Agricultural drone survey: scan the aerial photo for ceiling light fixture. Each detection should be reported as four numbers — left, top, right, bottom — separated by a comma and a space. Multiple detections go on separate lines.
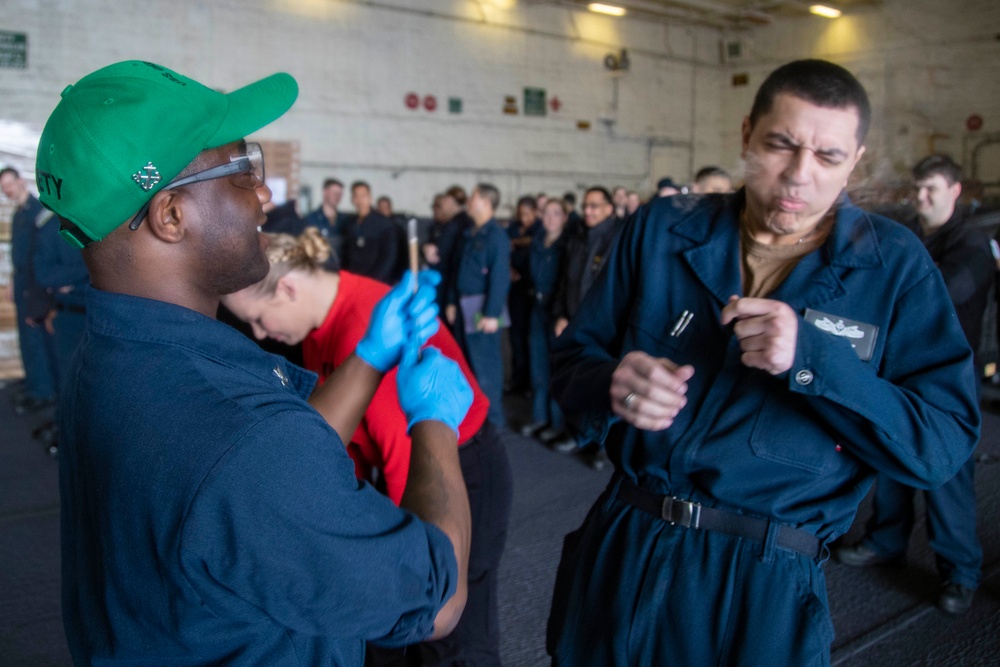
809, 4, 842, 18
588, 3, 627, 17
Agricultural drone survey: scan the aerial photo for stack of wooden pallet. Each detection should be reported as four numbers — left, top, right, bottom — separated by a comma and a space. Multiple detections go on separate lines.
0, 200, 23, 381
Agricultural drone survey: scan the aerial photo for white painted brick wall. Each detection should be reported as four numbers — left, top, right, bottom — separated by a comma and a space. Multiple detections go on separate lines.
1, 0, 728, 215
718, 0, 1000, 192
3, 0, 996, 214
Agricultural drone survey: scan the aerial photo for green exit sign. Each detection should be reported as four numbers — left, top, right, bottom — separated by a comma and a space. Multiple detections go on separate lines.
524, 87, 546, 117
0, 32, 27, 69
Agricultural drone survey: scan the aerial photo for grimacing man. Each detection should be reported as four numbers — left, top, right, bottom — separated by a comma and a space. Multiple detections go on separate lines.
547, 60, 979, 666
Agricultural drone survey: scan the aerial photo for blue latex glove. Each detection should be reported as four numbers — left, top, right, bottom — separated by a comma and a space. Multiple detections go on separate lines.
356, 270, 441, 372
397, 345, 473, 437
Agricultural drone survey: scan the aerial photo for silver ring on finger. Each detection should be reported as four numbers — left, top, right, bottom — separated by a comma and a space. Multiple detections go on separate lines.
623, 391, 638, 411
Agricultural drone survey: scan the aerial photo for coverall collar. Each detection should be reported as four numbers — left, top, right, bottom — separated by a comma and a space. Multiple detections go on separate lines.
676, 188, 884, 310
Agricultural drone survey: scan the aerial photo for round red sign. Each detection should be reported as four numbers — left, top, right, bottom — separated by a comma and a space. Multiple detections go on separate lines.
423, 95, 437, 112
967, 114, 984, 131
405, 93, 419, 110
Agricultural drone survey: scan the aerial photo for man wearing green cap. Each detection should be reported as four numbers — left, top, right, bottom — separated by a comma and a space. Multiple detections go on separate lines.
38, 61, 473, 665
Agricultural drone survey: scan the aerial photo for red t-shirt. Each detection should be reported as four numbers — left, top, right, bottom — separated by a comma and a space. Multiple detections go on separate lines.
303, 271, 490, 505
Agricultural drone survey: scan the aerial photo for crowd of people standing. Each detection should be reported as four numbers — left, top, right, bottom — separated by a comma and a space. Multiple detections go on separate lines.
243, 168, 736, 468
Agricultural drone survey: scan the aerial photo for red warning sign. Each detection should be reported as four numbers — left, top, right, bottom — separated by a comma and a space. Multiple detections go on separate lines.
550, 96, 562, 112
405, 92, 419, 110
967, 114, 984, 132
423, 95, 437, 112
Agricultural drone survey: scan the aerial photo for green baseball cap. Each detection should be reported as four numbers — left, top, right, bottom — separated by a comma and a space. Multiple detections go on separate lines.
35, 60, 298, 248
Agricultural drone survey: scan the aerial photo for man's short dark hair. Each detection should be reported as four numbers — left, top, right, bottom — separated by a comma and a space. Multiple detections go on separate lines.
585, 186, 614, 206
350, 180, 370, 193
694, 166, 728, 182
446, 185, 467, 206
656, 177, 679, 191
517, 195, 537, 211
377, 195, 392, 205
912, 154, 962, 186
322, 178, 343, 190
0, 167, 20, 180
475, 183, 500, 210
749, 59, 871, 144
563, 191, 577, 205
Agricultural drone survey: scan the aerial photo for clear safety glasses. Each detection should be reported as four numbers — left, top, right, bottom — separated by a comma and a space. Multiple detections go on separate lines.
129, 141, 265, 231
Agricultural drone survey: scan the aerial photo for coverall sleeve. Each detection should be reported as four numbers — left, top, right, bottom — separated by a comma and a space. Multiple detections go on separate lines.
788, 267, 980, 489
482, 229, 511, 318
180, 409, 458, 646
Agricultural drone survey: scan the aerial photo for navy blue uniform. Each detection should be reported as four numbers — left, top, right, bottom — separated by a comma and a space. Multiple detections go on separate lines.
566, 210, 584, 237
33, 216, 89, 391
527, 232, 566, 429
59, 289, 459, 665
261, 200, 305, 236
862, 208, 992, 590
10, 193, 58, 401
343, 211, 405, 285
303, 206, 346, 265
449, 219, 511, 427
548, 192, 979, 666
507, 219, 541, 391
426, 213, 468, 314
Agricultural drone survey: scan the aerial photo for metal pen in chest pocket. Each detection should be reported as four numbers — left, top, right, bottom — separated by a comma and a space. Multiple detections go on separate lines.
670, 310, 694, 337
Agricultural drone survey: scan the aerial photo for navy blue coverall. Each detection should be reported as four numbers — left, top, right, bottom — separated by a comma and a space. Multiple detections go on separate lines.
449, 218, 511, 428
426, 212, 469, 315
548, 192, 979, 666
10, 194, 58, 401
507, 218, 540, 392
527, 231, 566, 430
33, 216, 90, 391
60, 289, 459, 665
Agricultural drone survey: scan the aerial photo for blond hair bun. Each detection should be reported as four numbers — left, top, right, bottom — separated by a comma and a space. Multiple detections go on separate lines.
254, 228, 335, 295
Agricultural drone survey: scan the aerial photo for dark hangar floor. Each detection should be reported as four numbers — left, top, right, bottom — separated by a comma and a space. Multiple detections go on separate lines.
2, 382, 999, 666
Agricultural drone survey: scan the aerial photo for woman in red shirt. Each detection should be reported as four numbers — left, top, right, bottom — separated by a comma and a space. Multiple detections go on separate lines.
223, 228, 512, 667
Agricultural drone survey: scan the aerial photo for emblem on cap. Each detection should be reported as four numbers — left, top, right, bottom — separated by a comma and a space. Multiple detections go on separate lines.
132, 162, 162, 191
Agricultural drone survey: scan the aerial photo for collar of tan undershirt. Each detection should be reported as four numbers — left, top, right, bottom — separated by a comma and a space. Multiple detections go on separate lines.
739, 208, 833, 299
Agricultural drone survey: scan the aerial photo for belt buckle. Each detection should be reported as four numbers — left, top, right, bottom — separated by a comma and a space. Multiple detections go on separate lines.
661, 496, 701, 529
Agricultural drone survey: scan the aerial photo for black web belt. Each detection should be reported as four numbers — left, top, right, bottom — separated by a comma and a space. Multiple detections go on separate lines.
616, 478, 821, 559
